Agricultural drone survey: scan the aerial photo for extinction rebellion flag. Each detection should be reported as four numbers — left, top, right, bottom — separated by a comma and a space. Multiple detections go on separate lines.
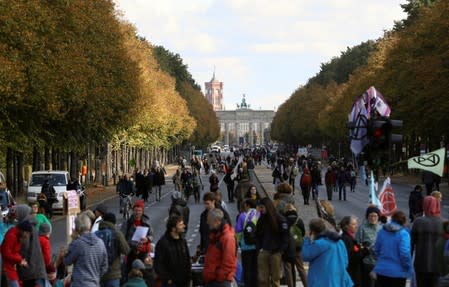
407, 148, 446, 177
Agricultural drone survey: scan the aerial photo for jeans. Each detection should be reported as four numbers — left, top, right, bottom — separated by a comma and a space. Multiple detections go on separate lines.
339, 184, 346, 200
102, 279, 120, 287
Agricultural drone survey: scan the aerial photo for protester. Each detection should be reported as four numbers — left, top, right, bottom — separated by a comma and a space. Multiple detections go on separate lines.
38, 223, 54, 282
63, 214, 108, 287
300, 168, 312, 205
356, 205, 382, 287
202, 208, 237, 287
29, 201, 51, 232
302, 218, 353, 287
117, 175, 134, 213
92, 203, 108, 232
169, 191, 190, 232
122, 260, 149, 287
235, 198, 259, 287
97, 212, 130, 287
255, 197, 289, 287
153, 166, 166, 202
121, 200, 153, 275
154, 215, 191, 287
1, 220, 32, 286
373, 210, 412, 287
411, 195, 443, 287
325, 166, 336, 201
199, 192, 232, 254
15, 204, 47, 287
408, 185, 424, 222
339, 216, 362, 287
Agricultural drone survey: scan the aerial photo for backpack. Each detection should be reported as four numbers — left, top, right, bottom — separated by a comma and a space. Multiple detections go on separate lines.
243, 210, 258, 245
289, 218, 304, 249
95, 228, 117, 266
300, 173, 312, 186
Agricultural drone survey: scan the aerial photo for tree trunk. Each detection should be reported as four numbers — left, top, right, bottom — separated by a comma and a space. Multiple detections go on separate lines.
32, 146, 40, 171
44, 147, 50, 170
6, 148, 14, 196
17, 152, 24, 195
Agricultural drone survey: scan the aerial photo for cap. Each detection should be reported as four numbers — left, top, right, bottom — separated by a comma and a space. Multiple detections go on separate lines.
133, 200, 145, 210
39, 223, 51, 235
132, 259, 146, 270
103, 212, 116, 224
95, 203, 108, 215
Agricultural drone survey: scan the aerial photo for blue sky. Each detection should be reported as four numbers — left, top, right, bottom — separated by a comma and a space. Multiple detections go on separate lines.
114, 0, 407, 111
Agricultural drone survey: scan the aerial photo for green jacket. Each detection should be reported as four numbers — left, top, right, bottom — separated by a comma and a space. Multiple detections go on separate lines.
99, 221, 131, 281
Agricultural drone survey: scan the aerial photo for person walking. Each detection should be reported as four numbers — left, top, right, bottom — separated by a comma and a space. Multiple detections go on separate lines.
255, 197, 289, 287
302, 218, 353, 287
117, 175, 134, 213
169, 192, 190, 233
300, 168, 312, 205
408, 185, 424, 222
411, 195, 443, 287
153, 166, 166, 201
202, 208, 237, 287
192, 169, 203, 204
63, 214, 108, 287
92, 203, 108, 232
372, 210, 412, 287
154, 215, 191, 287
337, 166, 348, 201
325, 166, 336, 201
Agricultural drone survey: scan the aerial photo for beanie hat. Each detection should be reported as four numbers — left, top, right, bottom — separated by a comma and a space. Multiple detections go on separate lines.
132, 259, 146, 270
133, 200, 145, 210
365, 205, 381, 219
103, 212, 116, 224
95, 203, 108, 215
17, 220, 33, 233
39, 223, 51, 235
15, 204, 32, 222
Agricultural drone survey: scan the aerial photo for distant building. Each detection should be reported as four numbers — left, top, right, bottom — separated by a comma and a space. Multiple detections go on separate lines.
205, 70, 223, 111
216, 95, 275, 146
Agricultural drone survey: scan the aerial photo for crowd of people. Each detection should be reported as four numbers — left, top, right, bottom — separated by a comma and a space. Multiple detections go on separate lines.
1, 147, 449, 287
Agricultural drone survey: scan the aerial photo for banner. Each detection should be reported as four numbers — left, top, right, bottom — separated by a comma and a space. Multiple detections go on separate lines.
378, 177, 397, 217
408, 148, 446, 177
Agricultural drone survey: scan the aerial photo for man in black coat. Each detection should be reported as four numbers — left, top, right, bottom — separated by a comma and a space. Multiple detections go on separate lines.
154, 215, 191, 287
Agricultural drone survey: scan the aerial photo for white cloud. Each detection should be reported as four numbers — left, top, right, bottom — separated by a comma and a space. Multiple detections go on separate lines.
113, 0, 407, 109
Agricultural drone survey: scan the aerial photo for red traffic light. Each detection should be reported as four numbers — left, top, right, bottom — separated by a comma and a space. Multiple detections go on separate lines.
374, 127, 384, 138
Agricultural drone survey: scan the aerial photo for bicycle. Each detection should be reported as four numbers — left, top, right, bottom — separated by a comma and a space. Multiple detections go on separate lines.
122, 194, 134, 221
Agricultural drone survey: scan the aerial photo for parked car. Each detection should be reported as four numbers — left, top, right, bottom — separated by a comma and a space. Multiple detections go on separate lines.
27, 170, 70, 210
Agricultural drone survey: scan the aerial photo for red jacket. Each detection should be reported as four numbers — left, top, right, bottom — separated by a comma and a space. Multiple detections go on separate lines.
1, 227, 23, 280
202, 223, 237, 283
39, 235, 52, 268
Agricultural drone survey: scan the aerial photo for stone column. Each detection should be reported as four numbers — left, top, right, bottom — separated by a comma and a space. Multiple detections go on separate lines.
224, 123, 229, 145
260, 122, 265, 145
235, 122, 239, 145
249, 122, 253, 146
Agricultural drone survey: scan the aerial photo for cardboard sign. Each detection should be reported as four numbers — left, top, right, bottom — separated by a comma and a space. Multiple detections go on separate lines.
65, 190, 80, 214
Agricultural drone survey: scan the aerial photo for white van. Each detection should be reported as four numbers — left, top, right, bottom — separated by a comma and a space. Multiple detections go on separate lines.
27, 171, 70, 210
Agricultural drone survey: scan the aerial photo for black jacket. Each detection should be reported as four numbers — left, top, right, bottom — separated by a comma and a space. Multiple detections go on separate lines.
341, 231, 362, 287
154, 232, 191, 285
255, 213, 289, 253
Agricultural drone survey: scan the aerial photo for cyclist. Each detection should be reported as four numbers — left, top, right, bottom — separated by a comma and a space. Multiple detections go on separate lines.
116, 175, 134, 213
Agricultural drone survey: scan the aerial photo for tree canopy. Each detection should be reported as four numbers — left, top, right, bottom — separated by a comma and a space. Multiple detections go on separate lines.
272, 0, 449, 153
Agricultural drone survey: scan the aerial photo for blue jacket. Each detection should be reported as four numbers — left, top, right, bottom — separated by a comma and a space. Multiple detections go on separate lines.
373, 221, 412, 279
302, 231, 353, 287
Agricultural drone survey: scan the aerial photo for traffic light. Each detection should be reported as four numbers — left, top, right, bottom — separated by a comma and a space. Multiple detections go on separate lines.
368, 118, 391, 151
368, 118, 403, 151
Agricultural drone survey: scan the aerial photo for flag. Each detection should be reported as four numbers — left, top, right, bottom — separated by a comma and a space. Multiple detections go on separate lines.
408, 148, 446, 177
368, 170, 381, 208
348, 86, 391, 155
378, 177, 397, 216
348, 98, 369, 155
